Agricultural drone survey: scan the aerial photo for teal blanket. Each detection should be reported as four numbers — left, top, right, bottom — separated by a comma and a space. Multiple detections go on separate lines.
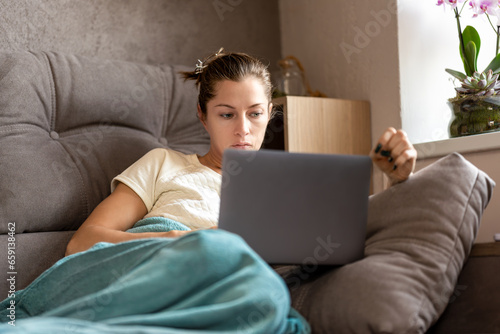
127, 217, 191, 233
0, 217, 310, 333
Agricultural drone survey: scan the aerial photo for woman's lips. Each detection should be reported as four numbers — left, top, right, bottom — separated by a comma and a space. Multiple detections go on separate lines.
231, 143, 252, 149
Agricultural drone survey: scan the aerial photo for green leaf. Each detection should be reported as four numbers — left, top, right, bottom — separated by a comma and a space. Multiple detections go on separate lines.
463, 26, 481, 56
484, 53, 500, 74
445, 68, 467, 81
464, 40, 477, 75
460, 25, 481, 75
460, 45, 473, 76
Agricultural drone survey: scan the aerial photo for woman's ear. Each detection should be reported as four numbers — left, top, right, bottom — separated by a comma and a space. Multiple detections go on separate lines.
197, 104, 207, 127
268, 102, 273, 121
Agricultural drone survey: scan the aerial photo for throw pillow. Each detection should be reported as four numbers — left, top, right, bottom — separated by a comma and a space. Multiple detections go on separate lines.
286, 153, 495, 334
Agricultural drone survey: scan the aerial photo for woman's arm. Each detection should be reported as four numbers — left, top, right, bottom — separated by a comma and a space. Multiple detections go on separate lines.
65, 182, 191, 256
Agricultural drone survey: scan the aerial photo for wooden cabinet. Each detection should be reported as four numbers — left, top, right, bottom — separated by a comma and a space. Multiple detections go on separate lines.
264, 96, 371, 155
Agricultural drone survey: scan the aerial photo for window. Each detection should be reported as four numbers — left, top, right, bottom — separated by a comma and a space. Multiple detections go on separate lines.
398, 0, 498, 144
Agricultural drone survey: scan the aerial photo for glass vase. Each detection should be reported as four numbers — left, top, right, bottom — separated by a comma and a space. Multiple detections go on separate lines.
274, 59, 306, 97
448, 95, 500, 138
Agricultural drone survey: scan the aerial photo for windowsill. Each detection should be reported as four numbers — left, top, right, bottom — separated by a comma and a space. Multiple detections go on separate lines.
414, 131, 500, 160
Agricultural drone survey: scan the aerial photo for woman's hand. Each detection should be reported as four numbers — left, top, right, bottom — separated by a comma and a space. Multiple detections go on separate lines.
162, 226, 217, 238
162, 230, 193, 238
369, 127, 417, 184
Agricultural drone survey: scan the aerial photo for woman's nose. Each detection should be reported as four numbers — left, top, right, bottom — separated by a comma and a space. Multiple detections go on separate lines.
235, 117, 250, 136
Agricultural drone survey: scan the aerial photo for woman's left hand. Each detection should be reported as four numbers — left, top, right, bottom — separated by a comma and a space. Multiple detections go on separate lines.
369, 127, 417, 184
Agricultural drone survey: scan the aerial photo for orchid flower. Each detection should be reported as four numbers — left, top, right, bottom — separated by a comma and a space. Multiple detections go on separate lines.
495, 7, 500, 25
436, 0, 466, 8
437, 0, 500, 94
469, 0, 500, 17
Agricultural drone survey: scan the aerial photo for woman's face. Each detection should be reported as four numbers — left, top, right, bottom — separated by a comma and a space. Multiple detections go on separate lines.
199, 77, 271, 159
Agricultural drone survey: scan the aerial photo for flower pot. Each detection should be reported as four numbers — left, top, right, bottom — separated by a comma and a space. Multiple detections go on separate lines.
448, 95, 500, 138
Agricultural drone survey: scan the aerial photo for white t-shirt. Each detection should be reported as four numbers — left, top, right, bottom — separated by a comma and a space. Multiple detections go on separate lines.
111, 148, 222, 230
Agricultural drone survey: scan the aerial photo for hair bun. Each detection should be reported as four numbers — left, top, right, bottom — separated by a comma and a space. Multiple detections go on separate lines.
181, 47, 225, 83
195, 47, 225, 75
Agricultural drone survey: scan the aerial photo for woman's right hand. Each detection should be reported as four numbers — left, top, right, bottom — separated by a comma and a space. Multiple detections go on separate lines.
162, 230, 194, 238
164, 226, 217, 238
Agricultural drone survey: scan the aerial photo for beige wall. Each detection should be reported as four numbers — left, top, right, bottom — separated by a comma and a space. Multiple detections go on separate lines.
0, 0, 281, 68
279, 0, 499, 243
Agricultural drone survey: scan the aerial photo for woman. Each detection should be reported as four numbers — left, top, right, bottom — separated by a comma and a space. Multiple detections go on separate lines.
65, 48, 416, 256
1, 49, 416, 333
65, 48, 276, 255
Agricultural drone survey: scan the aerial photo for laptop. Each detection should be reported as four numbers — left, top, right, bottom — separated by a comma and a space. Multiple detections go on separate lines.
218, 149, 372, 265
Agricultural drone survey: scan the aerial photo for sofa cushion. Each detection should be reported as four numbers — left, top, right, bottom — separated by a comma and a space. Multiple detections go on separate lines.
0, 51, 209, 234
287, 153, 495, 333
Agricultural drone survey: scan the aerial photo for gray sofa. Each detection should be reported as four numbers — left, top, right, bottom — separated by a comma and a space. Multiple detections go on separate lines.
1, 51, 499, 333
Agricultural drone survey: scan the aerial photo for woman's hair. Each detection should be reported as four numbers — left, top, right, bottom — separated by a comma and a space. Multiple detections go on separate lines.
181, 48, 274, 118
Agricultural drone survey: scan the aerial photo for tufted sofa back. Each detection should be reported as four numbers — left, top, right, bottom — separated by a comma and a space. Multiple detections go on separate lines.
0, 51, 209, 235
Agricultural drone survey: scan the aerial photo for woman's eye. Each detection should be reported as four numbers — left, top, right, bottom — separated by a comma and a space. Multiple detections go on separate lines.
221, 113, 233, 119
250, 112, 264, 118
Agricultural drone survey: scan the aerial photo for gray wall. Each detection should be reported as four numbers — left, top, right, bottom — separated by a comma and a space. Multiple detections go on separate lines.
0, 0, 281, 69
